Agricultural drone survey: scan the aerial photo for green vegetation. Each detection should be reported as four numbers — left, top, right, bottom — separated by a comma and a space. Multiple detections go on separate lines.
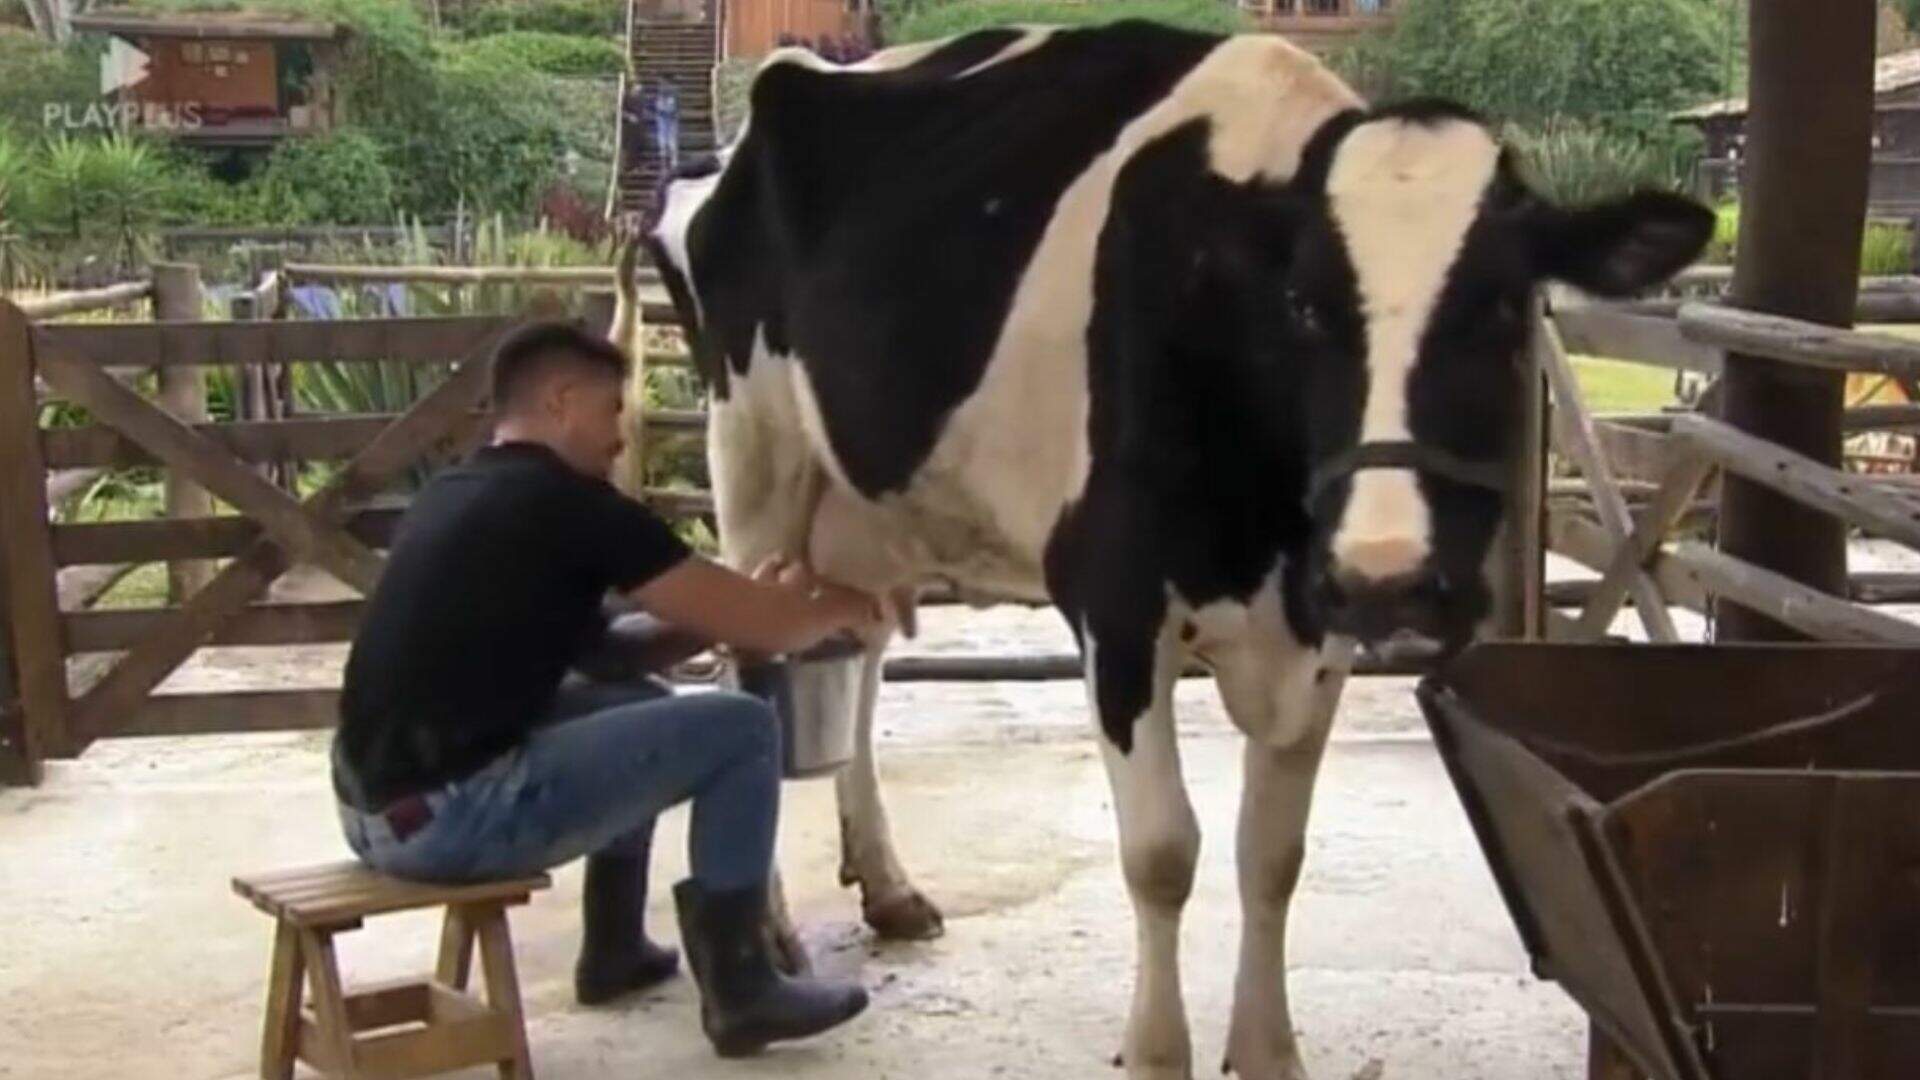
444, 0, 628, 41
1700, 203, 1913, 274
1368, 0, 1741, 140
442, 30, 624, 77
251, 130, 397, 225
1571, 357, 1677, 414
1504, 119, 1693, 204
887, 0, 1247, 44
0, 0, 622, 271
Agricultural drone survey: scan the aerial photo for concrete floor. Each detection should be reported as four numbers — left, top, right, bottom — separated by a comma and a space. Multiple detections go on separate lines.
0, 622, 1590, 1080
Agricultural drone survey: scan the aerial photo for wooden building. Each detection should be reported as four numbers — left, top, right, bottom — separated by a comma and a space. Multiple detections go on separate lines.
1675, 47, 1920, 216
69, 9, 349, 147
1236, 0, 1396, 53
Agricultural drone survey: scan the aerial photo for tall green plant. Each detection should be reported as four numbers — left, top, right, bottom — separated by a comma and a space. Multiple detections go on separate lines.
1505, 120, 1694, 204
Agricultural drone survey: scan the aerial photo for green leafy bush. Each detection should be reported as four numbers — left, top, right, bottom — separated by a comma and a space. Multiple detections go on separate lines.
0, 27, 100, 137
444, 31, 624, 77
448, 0, 627, 40
252, 130, 397, 224
1702, 203, 1913, 275
889, 0, 1247, 44
1374, 0, 1741, 138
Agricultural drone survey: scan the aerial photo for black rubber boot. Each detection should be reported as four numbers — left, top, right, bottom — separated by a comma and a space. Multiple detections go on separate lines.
673, 879, 869, 1057
575, 852, 680, 1005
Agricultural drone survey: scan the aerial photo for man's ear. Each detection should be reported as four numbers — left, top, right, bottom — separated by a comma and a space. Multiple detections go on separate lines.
1529, 190, 1715, 298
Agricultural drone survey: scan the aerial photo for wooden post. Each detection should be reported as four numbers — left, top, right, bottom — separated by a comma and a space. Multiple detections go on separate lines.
0, 300, 71, 776
1717, 0, 1876, 641
152, 262, 215, 603
1498, 317, 1549, 638
1586, 1026, 1642, 1080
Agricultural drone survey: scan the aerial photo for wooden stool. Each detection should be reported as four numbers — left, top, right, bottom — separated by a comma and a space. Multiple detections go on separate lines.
234, 862, 551, 1080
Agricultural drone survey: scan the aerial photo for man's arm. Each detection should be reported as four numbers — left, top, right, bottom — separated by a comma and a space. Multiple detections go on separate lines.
630, 555, 880, 657
572, 611, 714, 683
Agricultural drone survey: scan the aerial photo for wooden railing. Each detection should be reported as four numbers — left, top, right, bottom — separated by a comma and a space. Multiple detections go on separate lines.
1539, 279, 1920, 647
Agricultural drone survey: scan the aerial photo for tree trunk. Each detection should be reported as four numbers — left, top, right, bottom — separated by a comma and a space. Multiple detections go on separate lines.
1717, 0, 1877, 641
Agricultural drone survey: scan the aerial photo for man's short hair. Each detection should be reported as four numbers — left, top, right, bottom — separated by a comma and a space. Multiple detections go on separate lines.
489, 321, 629, 410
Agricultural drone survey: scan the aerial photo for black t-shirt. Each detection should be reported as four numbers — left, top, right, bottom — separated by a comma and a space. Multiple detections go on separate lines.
334, 441, 691, 807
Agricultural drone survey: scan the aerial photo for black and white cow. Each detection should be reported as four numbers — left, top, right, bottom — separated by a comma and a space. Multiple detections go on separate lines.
647, 22, 1710, 1080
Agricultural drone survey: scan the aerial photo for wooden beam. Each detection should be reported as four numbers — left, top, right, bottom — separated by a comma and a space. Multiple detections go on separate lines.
1537, 318, 1681, 642
42, 414, 487, 469
33, 315, 520, 370
1716, 0, 1875, 643
66, 600, 362, 652
0, 300, 71, 770
34, 341, 388, 595
153, 263, 216, 603
1551, 305, 1722, 375
42, 409, 709, 469
1679, 303, 1920, 381
117, 689, 341, 737
1548, 510, 1709, 615
1670, 542, 1920, 644
16, 281, 152, 321
50, 507, 405, 566
1670, 414, 1920, 550
65, 328, 507, 747
283, 263, 661, 286
1573, 454, 1716, 639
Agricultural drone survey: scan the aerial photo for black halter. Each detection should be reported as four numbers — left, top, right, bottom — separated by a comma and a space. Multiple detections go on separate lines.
1305, 440, 1510, 509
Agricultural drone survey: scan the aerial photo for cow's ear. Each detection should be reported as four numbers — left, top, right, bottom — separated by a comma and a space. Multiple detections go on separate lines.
1528, 191, 1714, 297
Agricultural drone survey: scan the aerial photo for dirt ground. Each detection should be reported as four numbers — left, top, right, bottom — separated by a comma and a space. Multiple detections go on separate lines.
6, 544, 1914, 1080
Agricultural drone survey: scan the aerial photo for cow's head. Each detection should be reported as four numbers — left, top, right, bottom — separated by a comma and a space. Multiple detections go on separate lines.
1269, 101, 1711, 661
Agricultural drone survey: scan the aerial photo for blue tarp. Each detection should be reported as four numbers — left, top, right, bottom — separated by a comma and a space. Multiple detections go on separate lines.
287, 284, 344, 321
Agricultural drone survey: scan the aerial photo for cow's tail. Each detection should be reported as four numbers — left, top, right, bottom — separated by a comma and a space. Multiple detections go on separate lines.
608, 230, 649, 498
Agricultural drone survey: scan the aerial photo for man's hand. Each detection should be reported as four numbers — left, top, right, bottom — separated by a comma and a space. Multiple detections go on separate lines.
632, 555, 885, 656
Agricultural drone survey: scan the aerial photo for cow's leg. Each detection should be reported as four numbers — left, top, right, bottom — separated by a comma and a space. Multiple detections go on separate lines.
1213, 626, 1351, 1080
833, 630, 943, 939
707, 374, 821, 972
804, 483, 943, 940
1093, 626, 1197, 1080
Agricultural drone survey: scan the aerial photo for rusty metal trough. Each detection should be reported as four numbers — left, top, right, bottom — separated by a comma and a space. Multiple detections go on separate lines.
1418, 643, 1920, 1080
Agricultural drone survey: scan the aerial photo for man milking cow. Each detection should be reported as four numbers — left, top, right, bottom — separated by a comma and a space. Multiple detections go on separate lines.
333, 18, 1710, 1077
329, 321, 879, 1057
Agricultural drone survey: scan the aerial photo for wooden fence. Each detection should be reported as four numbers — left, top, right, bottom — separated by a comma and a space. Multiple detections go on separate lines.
1539, 278, 1920, 648
0, 259, 1548, 786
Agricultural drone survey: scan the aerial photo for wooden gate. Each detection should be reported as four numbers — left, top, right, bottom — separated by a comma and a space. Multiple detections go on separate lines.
0, 297, 528, 783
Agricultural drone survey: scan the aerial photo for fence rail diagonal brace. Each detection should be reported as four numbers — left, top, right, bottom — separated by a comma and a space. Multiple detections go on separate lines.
34, 342, 386, 595
1573, 453, 1717, 639
63, 329, 508, 747
1536, 316, 1682, 642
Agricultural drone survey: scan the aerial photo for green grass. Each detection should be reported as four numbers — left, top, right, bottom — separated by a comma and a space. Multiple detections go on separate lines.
1572, 356, 1678, 414
888, 0, 1247, 43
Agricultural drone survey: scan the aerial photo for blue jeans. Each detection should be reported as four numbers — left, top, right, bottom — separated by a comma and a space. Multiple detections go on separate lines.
339, 681, 781, 891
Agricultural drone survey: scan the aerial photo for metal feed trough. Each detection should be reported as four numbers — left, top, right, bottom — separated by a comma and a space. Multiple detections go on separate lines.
1418, 643, 1920, 1080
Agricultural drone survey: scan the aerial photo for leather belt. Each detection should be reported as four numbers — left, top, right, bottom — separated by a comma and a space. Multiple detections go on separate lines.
380, 793, 435, 843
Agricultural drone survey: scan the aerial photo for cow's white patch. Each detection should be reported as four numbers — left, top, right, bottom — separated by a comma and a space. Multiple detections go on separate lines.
1324, 118, 1499, 582
934, 36, 1360, 584
762, 38, 949, 77
651, 168, 723, 328
955, 25, 1058, 78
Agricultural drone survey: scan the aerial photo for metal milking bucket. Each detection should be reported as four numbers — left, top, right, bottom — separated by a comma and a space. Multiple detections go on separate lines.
731, 634, 866, 780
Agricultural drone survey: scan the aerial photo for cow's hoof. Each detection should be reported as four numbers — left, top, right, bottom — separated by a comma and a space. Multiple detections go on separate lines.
863, 887, 945, 940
